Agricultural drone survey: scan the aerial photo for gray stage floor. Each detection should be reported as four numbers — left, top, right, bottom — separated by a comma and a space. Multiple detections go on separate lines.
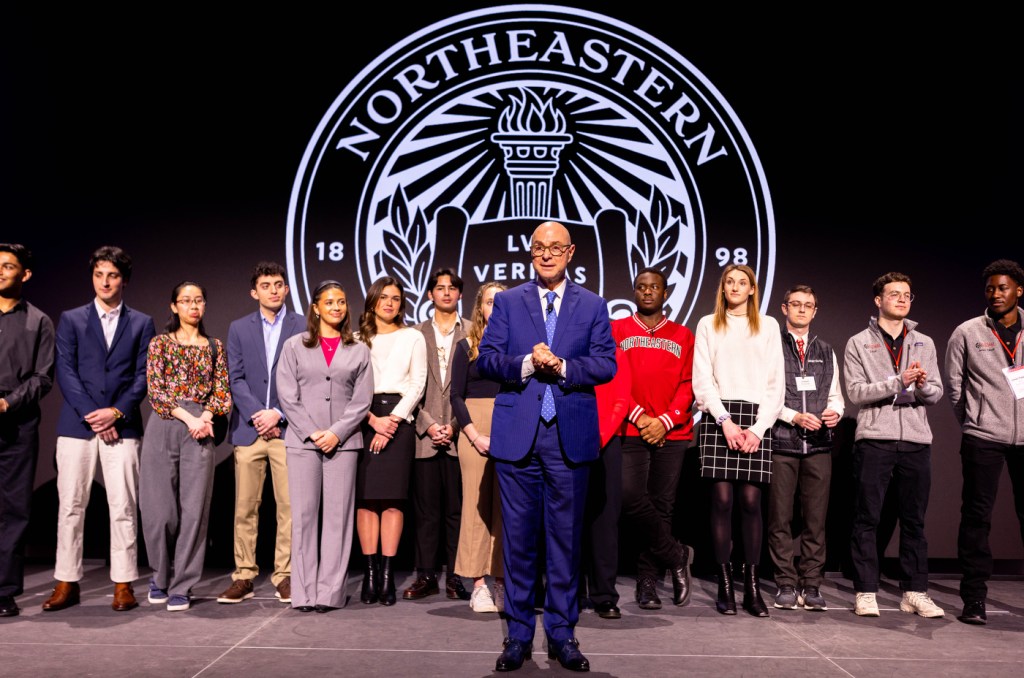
2, 563, 1023, 677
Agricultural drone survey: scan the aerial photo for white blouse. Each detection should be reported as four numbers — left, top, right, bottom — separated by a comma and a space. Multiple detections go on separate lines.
368, 327, 427, 422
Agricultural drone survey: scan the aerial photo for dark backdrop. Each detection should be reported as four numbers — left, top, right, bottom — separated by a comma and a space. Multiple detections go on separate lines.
4, 4, 1020, 570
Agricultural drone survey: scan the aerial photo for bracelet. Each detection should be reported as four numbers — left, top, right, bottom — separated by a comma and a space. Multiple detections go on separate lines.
716, 413, 731, 426
469, 436, 479, 446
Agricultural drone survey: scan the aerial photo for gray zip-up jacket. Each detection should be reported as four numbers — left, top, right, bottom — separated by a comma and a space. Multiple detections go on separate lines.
843, 317, 942, 444
945, 309, 1024, 446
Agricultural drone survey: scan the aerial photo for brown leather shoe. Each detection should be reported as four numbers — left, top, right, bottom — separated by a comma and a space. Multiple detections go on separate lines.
216, 578, 255, 604
42, 581, 80, 611
275, 576, 292, 603
112, 582, 138, 611
402, 573, 439, 600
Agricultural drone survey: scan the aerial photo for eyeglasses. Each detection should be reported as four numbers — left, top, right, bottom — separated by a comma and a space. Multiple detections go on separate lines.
531, 243, 571, 258
884, 292, 914, 302
176, 297, 206, 307
787, 301, 816, 311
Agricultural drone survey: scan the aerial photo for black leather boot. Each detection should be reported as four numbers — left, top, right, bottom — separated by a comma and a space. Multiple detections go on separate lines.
741, 563, 769, 617
361, 554, 380, 604
716, 563, 736, 615
670, 543, 693, 606
379, 555, 397, 606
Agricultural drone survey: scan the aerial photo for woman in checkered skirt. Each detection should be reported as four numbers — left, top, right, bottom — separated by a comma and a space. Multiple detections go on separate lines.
693, 264, 784, 617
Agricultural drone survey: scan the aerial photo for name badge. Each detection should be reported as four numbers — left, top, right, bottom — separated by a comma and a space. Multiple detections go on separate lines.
795, 376, 816, 392
889, 374, 915, 405
1003, 364, 1024, 400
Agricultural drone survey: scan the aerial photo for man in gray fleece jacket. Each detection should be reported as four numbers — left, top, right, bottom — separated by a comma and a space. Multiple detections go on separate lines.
946, 259, 1024, 626
843, 272, 944, 619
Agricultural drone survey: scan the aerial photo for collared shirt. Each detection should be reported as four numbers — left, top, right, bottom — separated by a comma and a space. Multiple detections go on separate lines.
431, 315, 462, 383
0, 298, 55, 412
521, 278, 569, 380
261, 306, 287, 408
779, 330, 845, 424
94, 299, 123, 349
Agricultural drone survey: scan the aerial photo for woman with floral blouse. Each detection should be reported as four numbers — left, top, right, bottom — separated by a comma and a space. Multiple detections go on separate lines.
139, 281, 231, 612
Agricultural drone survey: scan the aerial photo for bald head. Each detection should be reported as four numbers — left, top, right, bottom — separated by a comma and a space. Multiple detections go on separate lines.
531, 221, 575, 289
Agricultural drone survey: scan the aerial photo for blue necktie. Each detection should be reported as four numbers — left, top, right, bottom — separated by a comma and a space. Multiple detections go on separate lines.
541, 291, 557, 422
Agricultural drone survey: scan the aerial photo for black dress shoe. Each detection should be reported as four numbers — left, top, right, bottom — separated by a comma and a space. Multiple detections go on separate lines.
636, 575, 662, 610
0, 596, 19, 617
294, 605, 315, 612
594, 601, 621, 619
670, 543, 693, 606
446, 575, 471, 600
314, 605, 337, 613
495, 638, 532, 672
403, 572, 439, 600
958, 600, 987, 625
547, 637, 590, 672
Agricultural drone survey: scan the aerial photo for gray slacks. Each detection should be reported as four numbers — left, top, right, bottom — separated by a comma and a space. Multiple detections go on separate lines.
140, 406, 215, 598
288, 446, 358, 608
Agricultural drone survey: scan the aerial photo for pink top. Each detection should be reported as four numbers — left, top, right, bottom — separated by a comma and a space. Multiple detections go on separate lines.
320, 336, 342, 366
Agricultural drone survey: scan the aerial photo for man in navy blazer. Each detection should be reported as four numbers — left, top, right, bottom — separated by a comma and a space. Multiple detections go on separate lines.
45, 246, 155, 613
217, 262, 304, 605
478, 222, 616, 672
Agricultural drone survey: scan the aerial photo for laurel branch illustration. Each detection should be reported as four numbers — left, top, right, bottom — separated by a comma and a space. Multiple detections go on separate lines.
374, 185, 433, 324
629, 185, 682, 311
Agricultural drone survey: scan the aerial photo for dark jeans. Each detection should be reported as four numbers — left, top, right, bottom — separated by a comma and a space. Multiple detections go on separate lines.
621, 436, 686, 577
958, 434, 1024, 603
767, 451, 831, 588
850, 440, 931, 592
583, 436, 622, 605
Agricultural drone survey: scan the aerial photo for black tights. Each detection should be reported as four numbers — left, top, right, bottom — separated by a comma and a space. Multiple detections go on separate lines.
710, 480, 763, 565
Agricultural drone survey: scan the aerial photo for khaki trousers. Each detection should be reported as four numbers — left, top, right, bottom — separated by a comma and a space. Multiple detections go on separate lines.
454, 398, 503, 578
232, 437, 291, 585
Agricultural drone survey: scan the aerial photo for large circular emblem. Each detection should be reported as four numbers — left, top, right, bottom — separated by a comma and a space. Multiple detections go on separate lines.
287, 4, 774, 324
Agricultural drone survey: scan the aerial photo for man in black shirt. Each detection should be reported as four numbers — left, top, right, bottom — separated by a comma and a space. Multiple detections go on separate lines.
0, 243, 55, 617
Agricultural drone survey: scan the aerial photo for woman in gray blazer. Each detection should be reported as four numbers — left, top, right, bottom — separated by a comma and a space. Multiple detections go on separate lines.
276, 280, 373, 612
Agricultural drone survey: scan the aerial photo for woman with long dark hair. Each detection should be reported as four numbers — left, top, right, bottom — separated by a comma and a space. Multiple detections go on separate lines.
450, 281, 506, 612
140, 281, 231, 612
693, 264, 784, 617
356, 277, 427, 606
276, 280, 373, 612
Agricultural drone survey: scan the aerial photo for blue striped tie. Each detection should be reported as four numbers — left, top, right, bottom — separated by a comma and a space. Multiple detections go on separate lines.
541, 291, 557, 422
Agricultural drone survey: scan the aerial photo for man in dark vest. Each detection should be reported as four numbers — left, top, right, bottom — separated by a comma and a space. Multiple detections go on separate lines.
767, 285, 844, 611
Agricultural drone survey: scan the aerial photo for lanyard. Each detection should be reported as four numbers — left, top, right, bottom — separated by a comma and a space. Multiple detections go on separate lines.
990, 327, 1022, 364
883, 326, 907, 374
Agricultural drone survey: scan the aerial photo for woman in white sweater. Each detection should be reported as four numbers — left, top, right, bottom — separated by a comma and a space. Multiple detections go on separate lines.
356, 277, 427, 606
693, 264, 784, 617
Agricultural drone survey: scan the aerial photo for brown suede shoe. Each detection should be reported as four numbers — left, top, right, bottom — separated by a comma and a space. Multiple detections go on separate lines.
112, 582, 138, 611
275, 576, 291, 603
42, 581, 80, 611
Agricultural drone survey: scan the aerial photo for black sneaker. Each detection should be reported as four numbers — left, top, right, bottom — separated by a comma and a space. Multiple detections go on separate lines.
799, 586, 827, 611
774, 584, 798, 609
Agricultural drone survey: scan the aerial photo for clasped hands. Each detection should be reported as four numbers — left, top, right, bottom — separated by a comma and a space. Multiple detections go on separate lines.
901, 360, 928, 389
85, 407, 121, 443
721, 418, 762, 454
368, 412, 401, 454
427, 423, 454, 447
792, 408, 841, 431
531, 342, 562, 376
252, 409, 283, 441
635, 413, 667, 447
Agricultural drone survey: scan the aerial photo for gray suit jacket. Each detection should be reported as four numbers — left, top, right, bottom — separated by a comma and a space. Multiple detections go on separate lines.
414, 317, 470, 459
276, 333, 374, 452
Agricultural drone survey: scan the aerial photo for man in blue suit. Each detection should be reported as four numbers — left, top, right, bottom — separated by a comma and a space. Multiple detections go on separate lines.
45, 246, 155, 612
478, 221, 616, 672
217, 262, 304, 605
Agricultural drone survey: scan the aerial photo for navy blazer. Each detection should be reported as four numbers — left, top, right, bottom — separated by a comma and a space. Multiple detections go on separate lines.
227, 309, 306, 447
55, 302, 156, 439
477, 279, 616, 464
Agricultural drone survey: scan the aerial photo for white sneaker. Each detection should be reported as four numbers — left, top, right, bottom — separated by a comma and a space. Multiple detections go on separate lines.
493, 582, 505, 612
900, 591, 944, 618
470, 584, 498, 613
854, 592, 879, 617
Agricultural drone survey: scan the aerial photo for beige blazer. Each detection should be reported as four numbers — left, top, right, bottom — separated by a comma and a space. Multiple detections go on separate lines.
414, 317, 470, 459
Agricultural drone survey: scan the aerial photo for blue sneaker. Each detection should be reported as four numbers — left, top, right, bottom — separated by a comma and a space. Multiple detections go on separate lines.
166, 594, 190, 611
148, 581, 168, 604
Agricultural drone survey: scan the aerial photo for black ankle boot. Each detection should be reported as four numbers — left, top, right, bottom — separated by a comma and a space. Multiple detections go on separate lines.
716, 562, 736, 615
741, 563, 769, 617
379, 555, 396, 606
361, 554, 380, 604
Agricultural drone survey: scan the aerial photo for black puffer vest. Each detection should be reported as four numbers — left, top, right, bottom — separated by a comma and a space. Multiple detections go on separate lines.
772, 330, 835, 456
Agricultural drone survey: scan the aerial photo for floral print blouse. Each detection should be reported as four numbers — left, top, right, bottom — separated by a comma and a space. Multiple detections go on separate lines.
146, 333, 231, 419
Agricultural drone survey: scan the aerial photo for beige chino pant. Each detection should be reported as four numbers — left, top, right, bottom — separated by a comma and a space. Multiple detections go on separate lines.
232, 437, 291, 585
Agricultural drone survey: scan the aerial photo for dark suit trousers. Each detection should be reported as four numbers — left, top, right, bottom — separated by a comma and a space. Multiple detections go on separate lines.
958, 434, 1024, 603
767, 451, 831, 588
497, 420, 589, 644
0, 413, 40, 597
850, 440, 931, 592
412, 451, 463, 574
583, 436, 621, 605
